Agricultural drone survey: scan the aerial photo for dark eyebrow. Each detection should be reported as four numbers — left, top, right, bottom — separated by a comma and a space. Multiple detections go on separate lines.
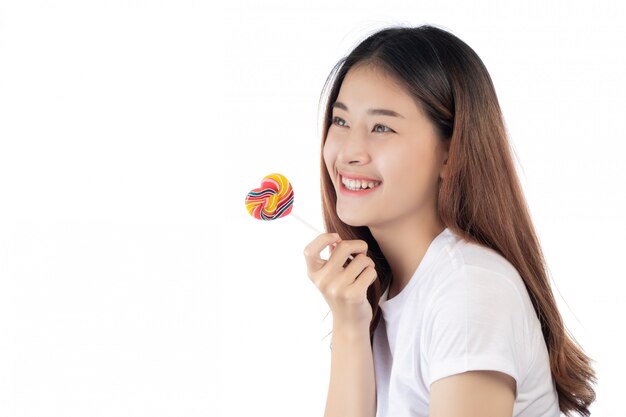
332, 101, 405, 119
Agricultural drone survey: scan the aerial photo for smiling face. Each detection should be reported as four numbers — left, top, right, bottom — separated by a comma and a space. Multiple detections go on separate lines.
323, 63, 449, 229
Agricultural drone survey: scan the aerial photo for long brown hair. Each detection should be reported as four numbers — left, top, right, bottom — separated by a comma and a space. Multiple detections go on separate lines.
317, 24, 596, 417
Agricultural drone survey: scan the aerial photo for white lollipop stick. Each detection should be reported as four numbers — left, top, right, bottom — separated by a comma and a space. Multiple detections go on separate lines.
290, 212, 355, 260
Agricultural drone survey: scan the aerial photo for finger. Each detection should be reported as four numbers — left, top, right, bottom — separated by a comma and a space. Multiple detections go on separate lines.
349, 264, 378, 296
328, 239, 368, 272
342, 253, 375, 286
329, 241, 355, 261
303, 233, 341, 275
329, 241, 337, 254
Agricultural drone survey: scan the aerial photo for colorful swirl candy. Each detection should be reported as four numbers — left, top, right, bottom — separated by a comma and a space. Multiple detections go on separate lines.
245, 173, 294, 220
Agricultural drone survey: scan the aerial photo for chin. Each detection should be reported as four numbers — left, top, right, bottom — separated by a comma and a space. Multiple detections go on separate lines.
337, 212, 369, 228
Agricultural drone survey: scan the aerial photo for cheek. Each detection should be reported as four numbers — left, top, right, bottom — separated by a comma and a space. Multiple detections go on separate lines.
323, 140, 337, 170
378, 146, 411, 177
382, 145, 433, 189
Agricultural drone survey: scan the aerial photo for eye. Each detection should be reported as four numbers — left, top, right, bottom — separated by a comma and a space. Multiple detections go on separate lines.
373, 124, 393, 133
331, 116, 395, 133
331, 116, 347, 127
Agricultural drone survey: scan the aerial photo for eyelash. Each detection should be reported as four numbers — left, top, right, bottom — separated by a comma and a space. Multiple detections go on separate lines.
331, 116, 395, 133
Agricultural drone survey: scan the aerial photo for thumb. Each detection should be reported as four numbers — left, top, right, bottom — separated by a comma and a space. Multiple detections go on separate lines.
329, 238, 341, 254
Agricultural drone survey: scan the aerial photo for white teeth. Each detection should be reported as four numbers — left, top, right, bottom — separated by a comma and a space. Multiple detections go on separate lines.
341, 176, 381, 190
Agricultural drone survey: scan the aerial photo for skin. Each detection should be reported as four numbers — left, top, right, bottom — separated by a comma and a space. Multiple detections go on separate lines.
323, 63, 449, 299
323, 63, 516, 416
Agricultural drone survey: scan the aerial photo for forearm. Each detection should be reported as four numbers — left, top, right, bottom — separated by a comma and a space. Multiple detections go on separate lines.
323, 322, 376, 417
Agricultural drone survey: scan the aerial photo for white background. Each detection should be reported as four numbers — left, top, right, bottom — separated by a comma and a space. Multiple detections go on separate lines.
1, 0, 624, 416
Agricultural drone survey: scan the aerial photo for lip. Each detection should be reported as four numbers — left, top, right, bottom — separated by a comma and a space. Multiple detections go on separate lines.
338, 171, 382, 183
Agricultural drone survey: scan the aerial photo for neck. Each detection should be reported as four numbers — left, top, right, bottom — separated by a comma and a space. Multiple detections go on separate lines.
369, 209, 445, 298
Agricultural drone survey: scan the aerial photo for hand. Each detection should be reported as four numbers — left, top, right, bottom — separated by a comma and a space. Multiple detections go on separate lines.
303, 233, 378, 328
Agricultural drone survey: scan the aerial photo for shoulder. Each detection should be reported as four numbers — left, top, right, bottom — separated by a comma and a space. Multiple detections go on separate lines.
420, 240, 536, 387
429, 236, 530, 313
423, 261, 530, 340
422, 231, 535, 342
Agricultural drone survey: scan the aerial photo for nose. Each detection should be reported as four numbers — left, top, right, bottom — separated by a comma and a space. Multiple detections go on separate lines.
336, 125, 372, 165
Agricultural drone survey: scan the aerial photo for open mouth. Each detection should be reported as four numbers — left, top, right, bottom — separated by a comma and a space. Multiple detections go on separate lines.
339, 175, 382, 195
340, 175, 382, 191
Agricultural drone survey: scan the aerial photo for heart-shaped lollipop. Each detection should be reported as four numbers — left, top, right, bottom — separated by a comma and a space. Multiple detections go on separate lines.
245, 172, 354, 261
245, 173, 294, 220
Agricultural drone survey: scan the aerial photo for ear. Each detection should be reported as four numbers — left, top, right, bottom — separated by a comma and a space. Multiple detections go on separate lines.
439, 148, 449, 180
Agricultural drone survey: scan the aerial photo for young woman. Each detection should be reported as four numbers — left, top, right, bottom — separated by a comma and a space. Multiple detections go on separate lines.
303, 25, 597, 417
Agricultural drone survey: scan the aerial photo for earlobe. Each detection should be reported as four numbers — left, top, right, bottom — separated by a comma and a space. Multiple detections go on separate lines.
440, 158, 448, 179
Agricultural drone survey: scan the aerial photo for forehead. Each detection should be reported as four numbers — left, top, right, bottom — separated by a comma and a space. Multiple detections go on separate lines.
336, 65, 421, 117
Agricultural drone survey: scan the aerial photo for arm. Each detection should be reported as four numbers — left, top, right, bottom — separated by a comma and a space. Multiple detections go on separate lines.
424, 266, 523, 417
323, 322, 376, 417
429, 370, 515, 417
302, 234, 378, 417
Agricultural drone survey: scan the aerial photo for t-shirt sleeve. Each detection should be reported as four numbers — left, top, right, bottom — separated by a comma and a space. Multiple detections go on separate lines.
421, 264, 529, 392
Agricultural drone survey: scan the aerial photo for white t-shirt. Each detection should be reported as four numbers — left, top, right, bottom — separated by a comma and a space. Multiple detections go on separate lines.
373, 227, 560, 417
